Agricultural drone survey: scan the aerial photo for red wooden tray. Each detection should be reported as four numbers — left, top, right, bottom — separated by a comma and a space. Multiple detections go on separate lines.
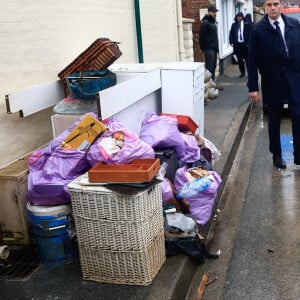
88, 158, 160, 183
160, 113, 198, 133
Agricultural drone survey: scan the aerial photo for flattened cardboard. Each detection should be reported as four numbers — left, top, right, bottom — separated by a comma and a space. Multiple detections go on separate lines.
62, 114, 106, 151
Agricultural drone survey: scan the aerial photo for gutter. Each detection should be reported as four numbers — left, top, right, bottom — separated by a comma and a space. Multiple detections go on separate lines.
134, 0, 144, 63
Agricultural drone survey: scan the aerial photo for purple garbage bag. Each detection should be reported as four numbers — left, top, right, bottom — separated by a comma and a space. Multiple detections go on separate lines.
139, 112, 185, 159
179, 133, 201, 163
28, 147, 90, 205
28, 171, 72, 205
161, 178, 174, 205
174, 166, 222, 226
87, 118, 155, 166
27, 113, 97, 205
28, 112, 97, 172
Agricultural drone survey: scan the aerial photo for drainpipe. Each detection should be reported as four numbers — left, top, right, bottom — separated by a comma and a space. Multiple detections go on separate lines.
134, 0, 144, 63
176, 0, 186, 61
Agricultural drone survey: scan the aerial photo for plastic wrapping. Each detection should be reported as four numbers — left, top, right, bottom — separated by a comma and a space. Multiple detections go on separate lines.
174, 166, 222, 226
176, 176, 212, 199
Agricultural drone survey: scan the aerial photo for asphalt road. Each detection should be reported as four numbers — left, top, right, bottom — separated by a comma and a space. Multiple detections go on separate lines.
187, 104, 300, 299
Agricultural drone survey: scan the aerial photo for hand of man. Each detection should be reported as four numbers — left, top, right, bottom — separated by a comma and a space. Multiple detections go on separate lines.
249, 91, 260, 103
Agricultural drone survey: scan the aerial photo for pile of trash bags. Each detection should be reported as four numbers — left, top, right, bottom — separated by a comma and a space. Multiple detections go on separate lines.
204, 69, 219, 103
27, 111, 222, 262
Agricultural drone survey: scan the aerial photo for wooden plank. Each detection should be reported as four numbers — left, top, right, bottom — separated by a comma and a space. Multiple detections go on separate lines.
99, 69, 161, 119
5, 80, 65, 117
194, 272, 209, 300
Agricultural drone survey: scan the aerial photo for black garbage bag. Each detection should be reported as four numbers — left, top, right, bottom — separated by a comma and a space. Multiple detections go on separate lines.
165, 234, 219, 264
178, 154, 213, 171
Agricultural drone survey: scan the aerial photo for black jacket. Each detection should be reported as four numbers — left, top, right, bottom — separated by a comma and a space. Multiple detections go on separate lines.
229, 20, 252, 47
248, 14, 300, 105
199, 15, 219, 52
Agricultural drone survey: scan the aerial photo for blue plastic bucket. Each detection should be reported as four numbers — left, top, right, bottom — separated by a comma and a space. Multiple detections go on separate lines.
27, 202, 78, 266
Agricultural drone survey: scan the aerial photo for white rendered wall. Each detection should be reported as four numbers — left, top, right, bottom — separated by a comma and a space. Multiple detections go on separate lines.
0, 0, 179, 168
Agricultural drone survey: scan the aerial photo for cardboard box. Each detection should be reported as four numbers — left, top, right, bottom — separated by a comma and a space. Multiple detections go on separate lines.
62, 114, 106, 151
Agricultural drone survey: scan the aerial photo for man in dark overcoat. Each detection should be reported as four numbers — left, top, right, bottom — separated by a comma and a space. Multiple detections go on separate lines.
229, 12, 252, 77
248, 0, 300, 168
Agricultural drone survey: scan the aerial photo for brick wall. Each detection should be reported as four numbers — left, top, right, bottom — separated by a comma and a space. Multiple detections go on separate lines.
181, 0, 210, 62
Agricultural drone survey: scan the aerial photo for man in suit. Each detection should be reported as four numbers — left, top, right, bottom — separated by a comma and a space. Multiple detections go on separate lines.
229, 12, 252, 77
248, 0, 300, 169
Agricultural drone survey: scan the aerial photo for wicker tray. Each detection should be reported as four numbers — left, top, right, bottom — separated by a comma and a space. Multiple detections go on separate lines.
79, 232, 166, 286
68, 176, 162, 222
58, 38, 122, 82
74, 208, 163, 251
88, 158, 160, 183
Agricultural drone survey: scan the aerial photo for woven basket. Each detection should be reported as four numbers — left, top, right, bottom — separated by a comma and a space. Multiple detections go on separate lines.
79, 232, 166, 286
68, 176, 162, 222
74, 208, 163, 251
58, 38, 122, 82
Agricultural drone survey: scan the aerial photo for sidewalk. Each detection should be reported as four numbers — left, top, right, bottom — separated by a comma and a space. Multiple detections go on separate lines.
0, 63, 251, 300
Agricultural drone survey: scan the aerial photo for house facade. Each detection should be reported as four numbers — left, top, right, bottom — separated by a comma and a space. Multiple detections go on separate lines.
0, 0, 254, 169
0, 0, 185, 168
182, 0, 254, 71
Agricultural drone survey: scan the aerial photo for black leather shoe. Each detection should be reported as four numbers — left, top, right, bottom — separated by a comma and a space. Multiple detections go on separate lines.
294, 158, 300, 165
239, 74, 245, 78
273, 155, 286, 169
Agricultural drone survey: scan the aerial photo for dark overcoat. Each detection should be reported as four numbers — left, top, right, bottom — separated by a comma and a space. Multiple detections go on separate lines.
229, 20, 252, 46
248, 14, 300, 106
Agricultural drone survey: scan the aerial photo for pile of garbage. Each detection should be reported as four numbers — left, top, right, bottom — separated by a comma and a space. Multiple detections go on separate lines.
26, 38, 223, 265
204, 69, 219, 103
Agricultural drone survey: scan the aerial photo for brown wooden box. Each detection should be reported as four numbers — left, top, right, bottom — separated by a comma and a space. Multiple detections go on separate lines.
88, 158, 160, 183
58, 38, 122, 83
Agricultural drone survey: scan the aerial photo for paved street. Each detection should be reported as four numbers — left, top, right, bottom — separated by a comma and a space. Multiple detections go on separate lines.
187, 99, 300, 299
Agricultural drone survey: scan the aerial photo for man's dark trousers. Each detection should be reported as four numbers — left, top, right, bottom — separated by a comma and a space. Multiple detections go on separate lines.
204, 49, 217, 80
268, 103, 300, 160
236, 43, 248, 75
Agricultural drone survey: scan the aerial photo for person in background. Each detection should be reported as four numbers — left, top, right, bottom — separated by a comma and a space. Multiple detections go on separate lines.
244, 13, 254, 44
229, 13, 243, 69
229, 12, 252, 78
248, 0, 300, 169
199, 6, 219, 81
245, 13, 254, 25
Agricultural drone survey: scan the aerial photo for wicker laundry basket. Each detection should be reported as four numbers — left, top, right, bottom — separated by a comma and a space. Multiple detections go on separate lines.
68, 175, 162, 222
74, 208, 163, 251
68, 174, 165, 285
78, 232, 166, 286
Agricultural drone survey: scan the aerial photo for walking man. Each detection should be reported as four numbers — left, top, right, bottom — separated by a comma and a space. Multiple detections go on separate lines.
229, 12, 252, 77
199, 6, 219, 81
248, 0, 300, 168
